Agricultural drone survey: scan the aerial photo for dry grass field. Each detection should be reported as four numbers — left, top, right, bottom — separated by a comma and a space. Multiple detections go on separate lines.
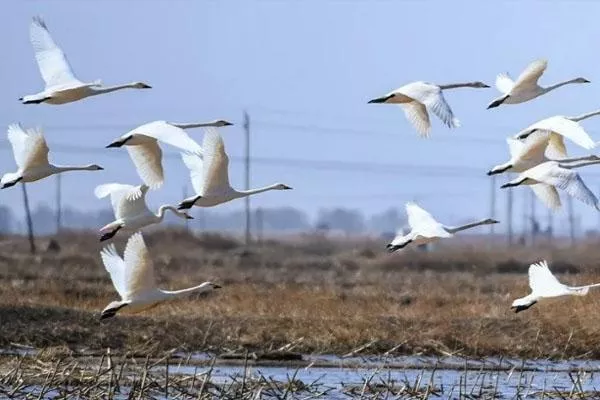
1, 229, 600, 359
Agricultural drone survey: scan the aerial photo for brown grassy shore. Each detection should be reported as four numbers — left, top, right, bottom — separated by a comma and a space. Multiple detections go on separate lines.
1, 229, 600, 359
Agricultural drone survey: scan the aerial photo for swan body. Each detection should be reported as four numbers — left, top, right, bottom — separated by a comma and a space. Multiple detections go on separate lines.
100, 232, 221, 319
95, 183, 192, 241
368, 81, 489, 137
488, 59, 589, 108
21, 17, 151, 105
512, 110, 600, 157
177, 128, 292, 209
487, 130, 598, 176
106, 120, 233, 189
387, 202, 498, 252
511, 260, 600, 313
501, 159, 600, 210
1, 123, 103, 189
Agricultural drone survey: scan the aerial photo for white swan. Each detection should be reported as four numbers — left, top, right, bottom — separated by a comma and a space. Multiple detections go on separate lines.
1, 123, 103, 189
512, 110, 600, 157
20, 17, 151, 105
387, 202, 498, 252
368, 81, 489, 137
100, 232, 221, 319
177, 128, 292, 209
487, 130, 597, 176
511, 260, 600, 313
501, 159, 600, 210
488, 59, 589, 108
95, 183, 192, 241
106, 120, 233, 189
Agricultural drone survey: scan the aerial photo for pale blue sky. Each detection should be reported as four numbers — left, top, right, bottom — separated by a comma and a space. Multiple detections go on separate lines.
2, 0, 600, 234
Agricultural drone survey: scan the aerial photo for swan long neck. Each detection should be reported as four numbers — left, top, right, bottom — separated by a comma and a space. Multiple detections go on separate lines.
160, 283, 214, 297
438, 82, 484, 90
569, 109, 600, 122
560, 159, 600, 169
444, 219, 491, 234
237, 184, 281, 196
52, 164, 98, 173
156, 205, 189, 220
548, 155, 599, 163
172, 122, 220, 129
90, 83, 139, 95
544, 78, 584, 93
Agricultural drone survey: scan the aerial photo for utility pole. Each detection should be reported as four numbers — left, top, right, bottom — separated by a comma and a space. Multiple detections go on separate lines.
21, 184, 36, 254
567, 196, 575, 246
243, 111, 251, 246
530, 189, 536, 245
507, 186, 513, 247
56, 174, 62, 234
256, 207, 263, 246
489, 175, 496, 238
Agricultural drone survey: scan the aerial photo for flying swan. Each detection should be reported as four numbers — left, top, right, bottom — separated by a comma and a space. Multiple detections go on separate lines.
368, 81, 489, 137
106, 120, 233, 189
95, 183, 192, 241
178, 128, 292, 209
512, 109, 600, 157
100, 232, 221, 319
20, 17, 151, 105
1, 123, 103, 189
488, 59, 589, 109
501, 159, 600, 210
511, 260, 600, 313
387, 202, 498, 252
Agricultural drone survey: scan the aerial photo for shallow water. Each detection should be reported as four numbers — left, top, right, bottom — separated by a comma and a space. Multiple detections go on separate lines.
166, 354, 600, 398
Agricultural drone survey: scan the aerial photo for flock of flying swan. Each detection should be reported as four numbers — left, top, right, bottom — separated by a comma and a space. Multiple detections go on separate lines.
2, 16, 599, 317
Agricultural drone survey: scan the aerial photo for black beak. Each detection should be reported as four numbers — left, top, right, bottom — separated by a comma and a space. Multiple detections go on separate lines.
368, 94, 395, 104
282, 185, 292, 190
141, 83, 152, 89
185, 215, 194, 220
481, 84, 491, 88
491, 219, 500, 224
18, 97, 23, 101
213, 284, 222, 289
583, 78, 591, 83
97, 166, 104, 171
106, 141, 123, 148
222, 121, 234, 126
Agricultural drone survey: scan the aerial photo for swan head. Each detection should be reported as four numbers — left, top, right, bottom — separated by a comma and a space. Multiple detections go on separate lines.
86, 164, 104, 171
487, 164, 513, 176
482, 218, 499, 225
471, 81, 490, 88
368, 94, 395, 104
132, 82, 152, 89
273, 183, 293, 190
510, 297, 537, 313
211, 120, 234, 127
573, 77, 591, 84
202, 282, 222, 290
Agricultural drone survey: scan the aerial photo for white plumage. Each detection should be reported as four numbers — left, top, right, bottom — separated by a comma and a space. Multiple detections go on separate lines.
511, 261, 600, 313
1, 123, 103, 189
99, 232, 221, 319
488, 59, 590, 108
21, 16, 151, 105
94, 183, 192, 241
178, 128, 292, 209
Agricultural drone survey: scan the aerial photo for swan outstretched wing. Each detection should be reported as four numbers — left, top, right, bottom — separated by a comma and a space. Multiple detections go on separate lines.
529, 116, 596, 151
94, 183, 149, 219
7, 123, 49, 170
422, 90, 460, 130
513, 59, 548, 90
399, 102, 430, 137
495, 73, 514, 94
509, 130, 550, 161
29, 16, 81, 88
137, 121, 204, 156
530, 184, 561, 210
546, 134, 568, 159
181, 153, 204, 195
100, 244, 128, 299
528, 260, 566, 296
126, 143, 164, 189
535, 165, 598, 208
405, 202, 450, 237
122, 232, 156, 299
201, 128, 231, 195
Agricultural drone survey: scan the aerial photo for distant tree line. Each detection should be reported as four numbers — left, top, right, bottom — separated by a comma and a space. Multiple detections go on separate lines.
0, 204, 406, 236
